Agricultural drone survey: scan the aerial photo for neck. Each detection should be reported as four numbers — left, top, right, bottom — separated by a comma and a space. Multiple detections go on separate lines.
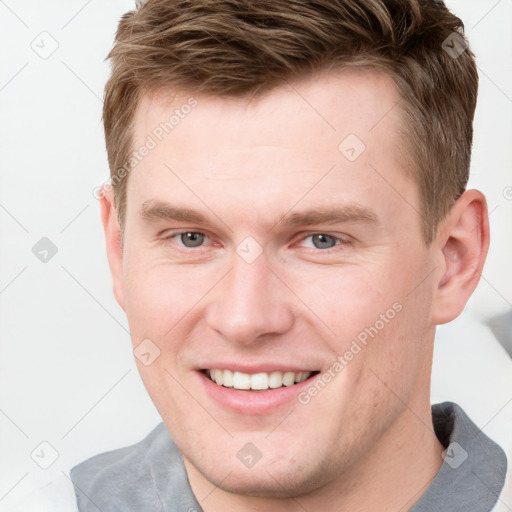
184, 394, 444, 512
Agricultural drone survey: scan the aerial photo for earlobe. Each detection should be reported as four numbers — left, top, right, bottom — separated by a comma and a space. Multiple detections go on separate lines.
100, 186, 126, 311
431, 190, 489, 325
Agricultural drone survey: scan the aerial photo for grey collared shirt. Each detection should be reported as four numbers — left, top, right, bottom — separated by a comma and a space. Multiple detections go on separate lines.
70, 402, 508, 511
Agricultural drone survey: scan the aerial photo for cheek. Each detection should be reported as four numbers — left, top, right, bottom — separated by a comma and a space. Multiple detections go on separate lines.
123, 251, 193, 324
121, 257, 218, 345
287, 263, 396, 341
289, 255, 432, 382
356, 274, 434, 402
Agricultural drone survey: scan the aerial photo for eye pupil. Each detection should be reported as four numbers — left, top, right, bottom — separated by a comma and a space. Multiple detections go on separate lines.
181, 232, 205, 247
312, 234, 336, 249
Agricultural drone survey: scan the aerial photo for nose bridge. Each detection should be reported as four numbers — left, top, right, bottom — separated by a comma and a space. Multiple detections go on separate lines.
206, 251, 293, 344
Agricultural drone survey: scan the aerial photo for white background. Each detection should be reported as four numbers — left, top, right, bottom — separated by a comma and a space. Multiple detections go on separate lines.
0, 0, 511, 507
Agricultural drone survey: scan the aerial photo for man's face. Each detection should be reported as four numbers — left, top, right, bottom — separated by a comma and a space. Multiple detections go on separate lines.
118, 70, 440, 496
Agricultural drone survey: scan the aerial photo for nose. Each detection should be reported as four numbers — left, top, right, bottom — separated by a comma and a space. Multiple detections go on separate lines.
205, 252, 295, 346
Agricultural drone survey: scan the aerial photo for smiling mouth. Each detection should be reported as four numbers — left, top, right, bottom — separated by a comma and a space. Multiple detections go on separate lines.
203, 369, 320, 391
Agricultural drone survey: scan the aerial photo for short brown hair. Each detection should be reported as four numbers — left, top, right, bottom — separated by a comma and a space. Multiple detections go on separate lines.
103, 0, 478, 244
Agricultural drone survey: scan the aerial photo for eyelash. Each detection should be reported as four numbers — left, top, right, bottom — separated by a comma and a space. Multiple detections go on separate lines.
161, 230, 349, 251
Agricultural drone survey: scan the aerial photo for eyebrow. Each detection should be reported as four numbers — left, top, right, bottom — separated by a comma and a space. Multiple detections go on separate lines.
140, 200, 210, 225
281, 205, 378, 228
140, 200, 379, 229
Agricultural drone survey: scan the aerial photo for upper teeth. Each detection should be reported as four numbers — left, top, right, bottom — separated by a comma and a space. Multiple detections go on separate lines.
207, 369, 312, 390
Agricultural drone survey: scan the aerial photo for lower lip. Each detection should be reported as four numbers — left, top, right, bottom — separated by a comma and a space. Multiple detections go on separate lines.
196, 371, 317, 415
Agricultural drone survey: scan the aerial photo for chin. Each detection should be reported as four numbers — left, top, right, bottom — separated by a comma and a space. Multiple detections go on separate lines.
195, 454, 332, 500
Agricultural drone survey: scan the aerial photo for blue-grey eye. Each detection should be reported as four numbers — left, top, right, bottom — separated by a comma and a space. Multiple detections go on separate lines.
311, 233, 338, 249
180, 232, 206, 247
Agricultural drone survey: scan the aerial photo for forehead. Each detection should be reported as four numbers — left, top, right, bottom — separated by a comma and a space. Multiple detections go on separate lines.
133, 68, 403, 152
127, 68, 416, 229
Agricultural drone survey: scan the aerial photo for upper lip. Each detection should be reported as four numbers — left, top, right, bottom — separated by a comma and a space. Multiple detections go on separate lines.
198, 363, 320, 373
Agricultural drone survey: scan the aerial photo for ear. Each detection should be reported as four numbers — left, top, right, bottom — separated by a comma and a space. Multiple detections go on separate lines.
100, 186, 125, 311
431, 189, 490, 325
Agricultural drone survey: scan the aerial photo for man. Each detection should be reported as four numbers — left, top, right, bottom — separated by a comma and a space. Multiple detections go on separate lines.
70, 0, 509, 510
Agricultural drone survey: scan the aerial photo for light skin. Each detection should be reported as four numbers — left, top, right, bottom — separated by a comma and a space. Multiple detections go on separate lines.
101, 69, 489, 511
